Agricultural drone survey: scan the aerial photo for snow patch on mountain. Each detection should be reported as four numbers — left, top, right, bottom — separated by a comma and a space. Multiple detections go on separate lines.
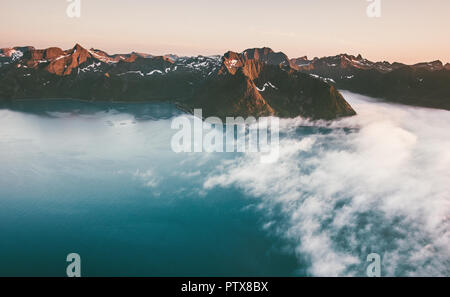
256, 82, 278, 92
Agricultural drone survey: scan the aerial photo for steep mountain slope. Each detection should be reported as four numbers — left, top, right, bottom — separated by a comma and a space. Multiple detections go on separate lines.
0, 44, 356, 120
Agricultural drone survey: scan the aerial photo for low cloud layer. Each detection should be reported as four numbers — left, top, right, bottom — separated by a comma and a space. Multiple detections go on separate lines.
204, 91, 450, 276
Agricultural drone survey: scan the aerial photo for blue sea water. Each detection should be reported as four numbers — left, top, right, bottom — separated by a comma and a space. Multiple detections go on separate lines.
0, 100, 299, 277
1, 93, 449, 277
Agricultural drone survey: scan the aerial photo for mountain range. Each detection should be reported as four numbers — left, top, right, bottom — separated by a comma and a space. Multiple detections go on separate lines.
1, 44, 449, 119
291, 54, 450, 110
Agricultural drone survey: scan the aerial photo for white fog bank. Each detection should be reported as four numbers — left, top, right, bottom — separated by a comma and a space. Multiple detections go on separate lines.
204, 91, 450, 276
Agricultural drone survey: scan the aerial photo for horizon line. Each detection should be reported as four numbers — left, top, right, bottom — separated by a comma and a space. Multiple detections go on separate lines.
2, 42, 449, 66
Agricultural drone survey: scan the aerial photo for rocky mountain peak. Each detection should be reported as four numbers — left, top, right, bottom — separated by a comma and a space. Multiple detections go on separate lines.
44, 47, 66, 59
73, 43, 86, 52
241, 47, 290, 66
413, 60, 444, 71
220, 47, 292, 79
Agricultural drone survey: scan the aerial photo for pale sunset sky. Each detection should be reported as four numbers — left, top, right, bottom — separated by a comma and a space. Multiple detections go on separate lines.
1, 0, 449, 64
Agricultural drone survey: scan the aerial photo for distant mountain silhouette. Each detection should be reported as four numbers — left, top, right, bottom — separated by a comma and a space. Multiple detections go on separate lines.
290, 54, 450, 110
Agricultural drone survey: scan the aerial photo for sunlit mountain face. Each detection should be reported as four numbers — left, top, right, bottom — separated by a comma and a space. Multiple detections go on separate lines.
1, 92, 449, 276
